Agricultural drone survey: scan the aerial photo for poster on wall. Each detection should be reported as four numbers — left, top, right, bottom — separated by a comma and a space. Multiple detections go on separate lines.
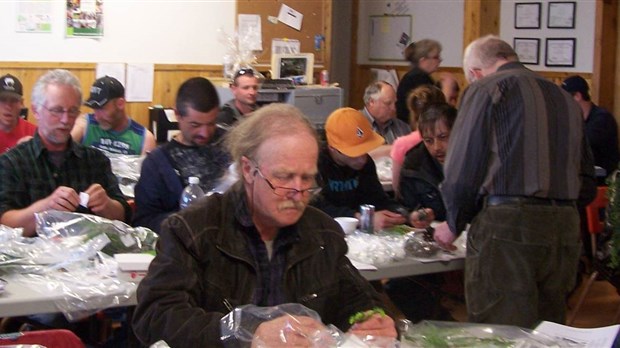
16, 2, 53, 33
66, 0, 103, 37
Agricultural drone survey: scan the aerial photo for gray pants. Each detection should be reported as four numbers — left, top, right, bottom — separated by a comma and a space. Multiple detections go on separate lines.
465, 202, 580, 328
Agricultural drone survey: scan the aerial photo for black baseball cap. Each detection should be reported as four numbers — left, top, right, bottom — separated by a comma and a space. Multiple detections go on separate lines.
0, 74, 23, 98
84, 76, 125, 109
561, 75, 589, 95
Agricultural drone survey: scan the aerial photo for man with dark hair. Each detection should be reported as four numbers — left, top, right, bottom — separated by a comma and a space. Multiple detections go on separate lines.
132, 103, 396, 347
133, 77, 231, 233
562, 75, 620, 178
0, 74, 37, 154
216, 68, 259, 128
72, 76, 156, 155
434, 35, 596, 328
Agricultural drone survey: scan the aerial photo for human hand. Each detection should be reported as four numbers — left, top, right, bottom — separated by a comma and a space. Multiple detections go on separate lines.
252, 315, 333, 348
433, 221, 457, 251
348, 313, 397, 339
409, 208, 435, 228
374, 210, 407, 231
84, 184, 112, 213
46, 186, 79, 211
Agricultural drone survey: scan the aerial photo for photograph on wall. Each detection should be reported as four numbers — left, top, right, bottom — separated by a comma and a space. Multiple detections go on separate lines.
16, 2, 53, 33
545, 38, 576, 67
66, 0, 103, 37
514, 3, 541, 29
514, 38, 540, 65
548, 2, 576, 29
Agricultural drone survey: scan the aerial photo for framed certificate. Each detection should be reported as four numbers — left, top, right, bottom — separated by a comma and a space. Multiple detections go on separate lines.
548, 2, 576, 29
515, 3, 541, 29
514, 38, 540, 65
545, 38, 576, 67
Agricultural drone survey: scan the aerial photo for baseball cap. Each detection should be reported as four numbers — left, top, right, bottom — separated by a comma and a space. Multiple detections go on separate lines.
325, 107, 385, 157
84, 76, 125, 109
561, 75, 589, 95
0, 74, 23, 98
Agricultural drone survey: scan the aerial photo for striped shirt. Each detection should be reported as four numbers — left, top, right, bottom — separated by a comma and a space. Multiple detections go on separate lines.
441, 62, 596, 234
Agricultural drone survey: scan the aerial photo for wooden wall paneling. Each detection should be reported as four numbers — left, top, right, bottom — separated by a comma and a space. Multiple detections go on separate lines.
0, 62, 223, 128
463, 0, 500, 50
593, 0, 618, 111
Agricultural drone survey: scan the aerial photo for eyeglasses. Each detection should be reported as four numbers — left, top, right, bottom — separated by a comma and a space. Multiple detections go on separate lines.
254, 166, 321, 197
44, 106, 81, 118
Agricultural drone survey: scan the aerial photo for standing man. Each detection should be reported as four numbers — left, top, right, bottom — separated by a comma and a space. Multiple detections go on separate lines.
0, 74, 37, 154
71, 76, 156, 155
0, 69, 131, 237
133, 77, 231, 233
562, 75, 620, 178
311, 107, 407, 231
434, 35, 596, 328
132, 103, 396, 347
216, 68, 258, 128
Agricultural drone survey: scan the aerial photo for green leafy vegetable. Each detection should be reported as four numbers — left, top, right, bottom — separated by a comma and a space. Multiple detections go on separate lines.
348, 307, 386, 325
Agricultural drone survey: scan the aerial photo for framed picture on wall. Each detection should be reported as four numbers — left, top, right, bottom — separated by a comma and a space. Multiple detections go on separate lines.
515, 3, 541, 29
548, 2, 576, 29
514, 38, 540, 65
545, 38, 576, 67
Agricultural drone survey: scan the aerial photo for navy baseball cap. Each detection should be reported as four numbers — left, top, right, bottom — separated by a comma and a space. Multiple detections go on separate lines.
0, 74, 23, 98
561, 75, 589, 95
84, 76, 125, 109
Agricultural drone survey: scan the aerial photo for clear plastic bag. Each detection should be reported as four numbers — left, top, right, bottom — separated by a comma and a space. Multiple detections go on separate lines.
346, 232, 406, 265
220, 303, 399, 348
35, 210, 157, 256
399, 320, 567, 347
217, 28, 264, 81
105, 153, 144, 198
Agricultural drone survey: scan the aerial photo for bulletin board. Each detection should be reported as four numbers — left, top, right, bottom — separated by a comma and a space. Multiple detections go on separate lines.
368, 15, 412, 61
236, 0, 328, 65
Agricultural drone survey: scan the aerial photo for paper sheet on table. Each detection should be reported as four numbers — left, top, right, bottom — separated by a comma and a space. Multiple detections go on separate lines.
371, 68, 399, 90
535, 321, 620, 348
349, 258, 378, 271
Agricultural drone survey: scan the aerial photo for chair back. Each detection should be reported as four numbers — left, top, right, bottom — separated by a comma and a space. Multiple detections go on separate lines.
585, 186, 609, 235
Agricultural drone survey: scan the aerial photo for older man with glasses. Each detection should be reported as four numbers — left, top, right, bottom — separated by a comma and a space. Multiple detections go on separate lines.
0, 69, 131, 237
132, 103, 397, 347
216, 67, 259, 129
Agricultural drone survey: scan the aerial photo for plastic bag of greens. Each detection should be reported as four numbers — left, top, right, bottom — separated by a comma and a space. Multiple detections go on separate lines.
35, 210, 157, 256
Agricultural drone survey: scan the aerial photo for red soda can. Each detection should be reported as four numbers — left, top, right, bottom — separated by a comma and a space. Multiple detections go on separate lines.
320, 70, 329, 86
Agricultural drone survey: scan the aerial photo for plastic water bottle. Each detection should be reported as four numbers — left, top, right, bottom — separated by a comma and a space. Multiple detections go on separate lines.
179, 176, 205, 210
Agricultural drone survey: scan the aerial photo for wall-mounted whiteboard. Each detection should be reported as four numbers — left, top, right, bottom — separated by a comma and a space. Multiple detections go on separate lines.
357, 0, 464, 67
368, 15, 411, 61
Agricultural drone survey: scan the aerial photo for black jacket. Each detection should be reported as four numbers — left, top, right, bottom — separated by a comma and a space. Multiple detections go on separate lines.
399, 142, 446, 221
311, 148, 404, 217
132, 182, 382, 347
395, 67, 434, 124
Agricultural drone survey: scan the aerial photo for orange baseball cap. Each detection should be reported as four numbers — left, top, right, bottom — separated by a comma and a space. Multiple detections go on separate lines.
325, 107, 385, 157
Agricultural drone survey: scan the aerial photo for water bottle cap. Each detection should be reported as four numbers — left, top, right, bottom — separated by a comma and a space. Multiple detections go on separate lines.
188, 176, 200, 184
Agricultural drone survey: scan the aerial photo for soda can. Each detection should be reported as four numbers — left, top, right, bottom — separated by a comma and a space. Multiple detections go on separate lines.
359, 204, 375, 233
320, 69, 329, 86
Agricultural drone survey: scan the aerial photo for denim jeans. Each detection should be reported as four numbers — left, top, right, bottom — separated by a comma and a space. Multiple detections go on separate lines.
465, 202, 580, 328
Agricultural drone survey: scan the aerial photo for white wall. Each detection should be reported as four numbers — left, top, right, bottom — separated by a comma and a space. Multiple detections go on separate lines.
0, 1, 236, 64
357, 0, 465, 67
500, 0, 594, 72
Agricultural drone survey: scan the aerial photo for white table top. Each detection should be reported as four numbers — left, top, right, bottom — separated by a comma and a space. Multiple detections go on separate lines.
0, 279, 137, 318
0, 256, 463, 317
358, 256, 464, 281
